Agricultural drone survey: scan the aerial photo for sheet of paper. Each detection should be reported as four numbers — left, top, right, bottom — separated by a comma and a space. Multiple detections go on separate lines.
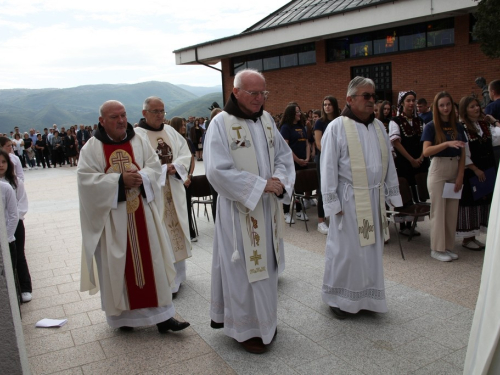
35, 318, 68, 328
442, 183, 463, 199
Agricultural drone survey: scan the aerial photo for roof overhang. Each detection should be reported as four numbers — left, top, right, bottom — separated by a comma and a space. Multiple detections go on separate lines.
174, 0, 477, 66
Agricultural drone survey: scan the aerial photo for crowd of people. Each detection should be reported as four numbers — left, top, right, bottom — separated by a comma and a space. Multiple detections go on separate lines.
270, 80, 500, 263
2, 70, 500, 357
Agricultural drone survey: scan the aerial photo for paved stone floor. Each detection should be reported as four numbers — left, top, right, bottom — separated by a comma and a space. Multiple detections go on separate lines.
20, 161, 485, 374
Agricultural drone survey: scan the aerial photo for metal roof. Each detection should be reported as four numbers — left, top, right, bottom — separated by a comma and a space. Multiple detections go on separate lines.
243, 0, 393, 33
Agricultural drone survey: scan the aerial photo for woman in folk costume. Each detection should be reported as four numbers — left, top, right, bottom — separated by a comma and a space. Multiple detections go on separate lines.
456, 96, 497, 250
389, 90, 429, 236
321, 77, 402, 319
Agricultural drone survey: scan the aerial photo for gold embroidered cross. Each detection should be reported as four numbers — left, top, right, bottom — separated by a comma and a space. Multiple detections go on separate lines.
110, 150, 130, 173
250, 250, 262, 266
232, 126, 243, 138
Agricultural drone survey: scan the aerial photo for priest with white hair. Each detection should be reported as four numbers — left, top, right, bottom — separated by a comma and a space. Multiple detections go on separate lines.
204, 69, 295, 354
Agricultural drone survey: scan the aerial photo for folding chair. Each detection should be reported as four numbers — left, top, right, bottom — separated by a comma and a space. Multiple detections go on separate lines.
289, 168, 318, 231
189, 175, 213, 236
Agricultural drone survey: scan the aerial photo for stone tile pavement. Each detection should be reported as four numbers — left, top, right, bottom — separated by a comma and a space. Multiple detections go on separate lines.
20, 162, 484, 374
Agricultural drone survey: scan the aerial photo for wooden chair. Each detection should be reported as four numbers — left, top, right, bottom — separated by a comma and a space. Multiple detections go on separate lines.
394, 177, 430, 241
190, 175, 213, 236
289, 168, 318, 231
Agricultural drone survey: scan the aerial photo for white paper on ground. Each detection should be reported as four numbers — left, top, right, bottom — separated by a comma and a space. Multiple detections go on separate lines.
442, 183, 463, 199
35, 318, 68, 328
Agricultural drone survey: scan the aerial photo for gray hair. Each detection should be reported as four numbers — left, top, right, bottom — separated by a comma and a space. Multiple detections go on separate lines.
233, 69, 265, 89
346, 76, 375, 98
99, 100, 125, 116
143, 96, 164, 110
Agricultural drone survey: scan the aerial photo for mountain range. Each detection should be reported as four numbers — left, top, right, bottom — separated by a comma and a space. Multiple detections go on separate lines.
0, 82, 222, 134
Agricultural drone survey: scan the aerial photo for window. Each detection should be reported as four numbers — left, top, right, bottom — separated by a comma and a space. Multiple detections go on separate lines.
427, 18, 454, 47
373, 30, 398, 55
351, 63, 392, 100
230, 42, 316, 75
326, 18, 454, 61
280, 46, 299, 68
350, 34, 372, 57
326, 38, 349, 60
298, 43, 316, 65
399, 23, 426, 51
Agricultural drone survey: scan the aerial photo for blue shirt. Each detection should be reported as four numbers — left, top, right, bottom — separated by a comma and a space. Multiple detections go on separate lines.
280, 123, 307, 160
313, 119, 330, 154
419, 111, 433, 124
421, 121, 467, 157
485, 99, 500, 120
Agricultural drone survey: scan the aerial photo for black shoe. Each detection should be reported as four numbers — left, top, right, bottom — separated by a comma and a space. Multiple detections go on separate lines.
210, 320, 224, 329
157, 317, 190, 333
119, 326, 134, 331
330, 306, 347, 320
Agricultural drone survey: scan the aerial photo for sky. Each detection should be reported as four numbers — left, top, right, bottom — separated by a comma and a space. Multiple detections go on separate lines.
0, 0, 288, 89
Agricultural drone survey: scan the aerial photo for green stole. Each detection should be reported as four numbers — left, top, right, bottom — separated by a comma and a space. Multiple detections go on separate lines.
342, 116, 390, 246
222, 111, 282, 283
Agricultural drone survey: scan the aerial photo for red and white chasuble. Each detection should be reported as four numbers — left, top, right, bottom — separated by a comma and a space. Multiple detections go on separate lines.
102, 142, 158, 310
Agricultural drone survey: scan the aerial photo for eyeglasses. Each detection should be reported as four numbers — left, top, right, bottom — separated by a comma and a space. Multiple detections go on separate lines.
146, 110, 166, 115
352, 93, 377, 101
238, 89, 269, 99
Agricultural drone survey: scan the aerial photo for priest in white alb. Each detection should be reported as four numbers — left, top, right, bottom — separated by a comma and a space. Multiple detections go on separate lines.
463, 176, 500, 375
204, 69, 295, 354
321, 77, 402, 319
135, 96, 192, 297
78, 100, 190, 333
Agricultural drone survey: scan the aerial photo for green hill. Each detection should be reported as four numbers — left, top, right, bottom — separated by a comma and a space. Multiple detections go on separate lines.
0, 81, 222, 134
168, 92, 223, 119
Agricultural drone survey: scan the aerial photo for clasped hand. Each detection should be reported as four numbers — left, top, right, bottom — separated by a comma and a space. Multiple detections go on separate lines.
123, 170, 143, 188
265, 177, 284, 196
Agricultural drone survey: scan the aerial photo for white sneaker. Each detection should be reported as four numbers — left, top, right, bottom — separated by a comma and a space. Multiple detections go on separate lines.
446, 250, 458, 260
21, 292, 32, 302
284, 213, 295, 224
34, 166, 39, 170
310, 198, 317, 207
190, 237, 198, 242
431, 250, 452, 262
296, 212, 309, 221
302, 199, 311, 209
317, 222, 329, 235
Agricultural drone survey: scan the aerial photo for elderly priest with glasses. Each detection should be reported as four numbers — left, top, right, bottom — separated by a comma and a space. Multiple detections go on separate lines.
204, 69, 295, 354
320, 77, 402, 320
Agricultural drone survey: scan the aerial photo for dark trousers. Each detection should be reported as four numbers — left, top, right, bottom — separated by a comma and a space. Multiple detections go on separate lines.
15, 220, 32, 293
36, 149, 48, 168
209, 183, 218, 221
315, 154, 325, 219
52, 147, 63, 166
185, 185, 196, 238
14, 151, 26, 168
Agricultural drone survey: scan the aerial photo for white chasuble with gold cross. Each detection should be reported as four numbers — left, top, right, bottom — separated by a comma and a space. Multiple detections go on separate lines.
342, 116, 390, 246
222, 112, 283, 283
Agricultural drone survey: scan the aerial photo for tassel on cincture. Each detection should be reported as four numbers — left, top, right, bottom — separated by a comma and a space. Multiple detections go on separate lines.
231, 249, 240, 263
338, 215, 344, 231
230, 200, 240, 262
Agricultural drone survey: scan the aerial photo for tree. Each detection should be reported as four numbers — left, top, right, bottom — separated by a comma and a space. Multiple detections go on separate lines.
473, 0, 500, 58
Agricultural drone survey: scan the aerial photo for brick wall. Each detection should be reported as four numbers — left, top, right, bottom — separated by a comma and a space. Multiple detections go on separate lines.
221, 15, 500, 115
